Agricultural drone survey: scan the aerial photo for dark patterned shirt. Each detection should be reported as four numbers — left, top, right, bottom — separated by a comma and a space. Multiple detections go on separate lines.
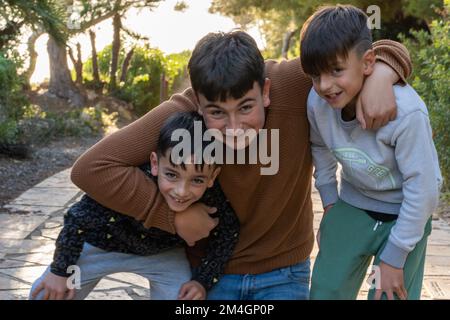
51, 164, 240, 291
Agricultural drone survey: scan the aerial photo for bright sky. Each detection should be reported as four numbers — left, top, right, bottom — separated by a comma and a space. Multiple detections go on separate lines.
30, 0, 265, 83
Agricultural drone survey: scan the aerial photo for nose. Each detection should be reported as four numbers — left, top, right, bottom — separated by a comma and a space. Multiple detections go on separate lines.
174, 181, 189, 198
225, 115, 244, 136
319, 74, 333, 93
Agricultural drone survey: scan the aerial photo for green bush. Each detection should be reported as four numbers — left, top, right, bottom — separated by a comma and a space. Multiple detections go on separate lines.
0, 53, 29, 144
114, 45, 165, 116
83, 45, 190, 116
17, 105, 118, 144
400, 18, 450, 190
165, 50, 191, 94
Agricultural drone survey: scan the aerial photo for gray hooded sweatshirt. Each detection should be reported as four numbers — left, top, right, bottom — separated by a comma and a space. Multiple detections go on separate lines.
307, 84, 442, 268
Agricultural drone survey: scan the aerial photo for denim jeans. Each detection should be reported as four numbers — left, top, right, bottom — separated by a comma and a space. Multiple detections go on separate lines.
29, 243, 191, 300
207, 258, 311, 300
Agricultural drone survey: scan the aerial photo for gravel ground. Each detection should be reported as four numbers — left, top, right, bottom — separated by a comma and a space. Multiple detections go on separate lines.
0, 135, 101, 207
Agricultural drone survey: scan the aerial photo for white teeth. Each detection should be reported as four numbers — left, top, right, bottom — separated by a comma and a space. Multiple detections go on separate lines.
173, 197, 185, 203
325, 92, 341, 99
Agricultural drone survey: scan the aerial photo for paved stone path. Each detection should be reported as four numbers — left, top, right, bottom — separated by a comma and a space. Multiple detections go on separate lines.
1, 168, 449, 300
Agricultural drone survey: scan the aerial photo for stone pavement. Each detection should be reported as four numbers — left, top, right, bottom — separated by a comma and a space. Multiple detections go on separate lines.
1, 168, 449, 300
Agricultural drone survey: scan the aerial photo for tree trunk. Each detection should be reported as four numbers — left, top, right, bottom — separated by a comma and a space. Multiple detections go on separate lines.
68, 43, 83, 85
47, 36, 85, 107
109, 13, 122, 92
89, 29, 101, 86
120, 47, 134, 83
23, 30, 44, 89
281, 29, 297, 59
76, 43, 83, 85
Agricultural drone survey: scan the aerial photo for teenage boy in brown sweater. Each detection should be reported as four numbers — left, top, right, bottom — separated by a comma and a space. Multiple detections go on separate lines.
70, 30, 411, 299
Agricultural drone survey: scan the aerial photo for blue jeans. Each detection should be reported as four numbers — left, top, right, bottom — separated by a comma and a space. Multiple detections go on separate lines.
207, 258, 311, 300
29, 243, 191, 300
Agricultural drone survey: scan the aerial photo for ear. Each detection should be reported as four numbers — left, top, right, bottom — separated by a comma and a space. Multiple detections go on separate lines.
150, 152, 159, 176
207, 166, 221, 188
262, 78, 271, 108
195, 93, 203, 115
362, 49, 376, 76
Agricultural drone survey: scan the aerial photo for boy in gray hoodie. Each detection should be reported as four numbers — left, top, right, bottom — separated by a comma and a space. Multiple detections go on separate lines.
301, 5, 442, 300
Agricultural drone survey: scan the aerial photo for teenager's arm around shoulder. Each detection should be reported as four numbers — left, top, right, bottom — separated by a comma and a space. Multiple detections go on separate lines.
373, 40, 412, 84
70, 89, 198, 233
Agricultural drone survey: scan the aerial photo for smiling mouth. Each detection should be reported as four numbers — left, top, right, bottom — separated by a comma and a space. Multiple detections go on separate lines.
324, 91, 343, 100
170, 195, 189, 204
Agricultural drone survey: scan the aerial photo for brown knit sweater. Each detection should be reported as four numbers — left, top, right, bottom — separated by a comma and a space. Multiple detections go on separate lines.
71, 40, 411, 275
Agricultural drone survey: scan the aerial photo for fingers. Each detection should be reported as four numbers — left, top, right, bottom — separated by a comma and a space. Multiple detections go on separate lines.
374, 289, 382, 300
371, 115, 389, 130
66, 289, 75, 300
41, 288, 50, 300
178, 283, 205, 300
207, 207, 217, 214
395, 286, 408, 300
49, 291, 56, 300
364, 114, 374, 130
401, 287, 408, 300
55, 291, 66, 300
181, 289, 200, 300
355, 98, 367, 130
386, 290, 395, 300
212, 217, 219, 228
375, 289, 402, 300
371, 118, 383, 130
178, 284, 189, 300
192, 292, 204, 300
389, 109, 397, 121
31, 282, 44, 299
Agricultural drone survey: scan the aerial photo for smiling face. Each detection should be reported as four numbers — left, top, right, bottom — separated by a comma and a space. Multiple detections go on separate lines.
310, 48, 375, 111
196, 80, 271, 150
150, 151, 220, 212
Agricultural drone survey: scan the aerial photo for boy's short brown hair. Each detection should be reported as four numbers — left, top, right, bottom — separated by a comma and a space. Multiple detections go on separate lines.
300, 5, 373, 76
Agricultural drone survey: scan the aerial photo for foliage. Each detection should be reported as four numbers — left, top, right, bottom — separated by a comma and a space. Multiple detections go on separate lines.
399, 17, 450, 190
0, 0, 66, 50
210, 0, 445, 59
0, 53, 28, 144
84, 45, 190, 116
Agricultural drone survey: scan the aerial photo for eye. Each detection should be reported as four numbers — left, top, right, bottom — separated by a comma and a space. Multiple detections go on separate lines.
165, 172, 177, 179
192, 178, 205, 184
332, 68, 343, 75
210, 109, 224, 117
240, 105, 253, 112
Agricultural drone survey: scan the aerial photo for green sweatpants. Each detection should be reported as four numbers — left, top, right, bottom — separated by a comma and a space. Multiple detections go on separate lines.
310, 200, 432, 300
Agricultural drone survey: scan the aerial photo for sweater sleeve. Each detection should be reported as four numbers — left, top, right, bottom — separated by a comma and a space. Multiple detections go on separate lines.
50, 195, 107, 276
70, 89, 198, 233
380, 110, 441, 268
307, 91, 339, 208
191, 181, 240, 290
373, 40, 412, 84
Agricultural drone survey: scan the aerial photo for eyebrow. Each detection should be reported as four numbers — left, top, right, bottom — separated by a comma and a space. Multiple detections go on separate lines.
163, 167, 178, 173
163, 164, 212, 177
192, 174, 208, 179
204, 98, 256, 109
